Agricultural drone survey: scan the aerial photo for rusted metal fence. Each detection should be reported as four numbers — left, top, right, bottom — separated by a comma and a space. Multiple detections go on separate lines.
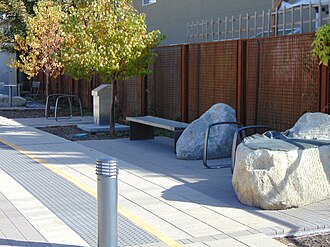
118, 33, 326, 131
187, 41, 238, 122
118, 76, 142, 117
147, 46, 182, 120
36, 73, 104, 111
243, 35, 320, 130
37, 33, 327, 131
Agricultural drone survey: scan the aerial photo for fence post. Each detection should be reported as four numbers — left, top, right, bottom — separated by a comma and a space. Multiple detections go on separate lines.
320, 64, 328, 113
181, 45, 189, 122
141, 76, 148, 116
255, 40, 261, 125
88, 78, 92, 111
236, 40, 244, 124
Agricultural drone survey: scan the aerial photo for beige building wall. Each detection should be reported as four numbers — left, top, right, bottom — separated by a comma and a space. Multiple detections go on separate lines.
133, 0, 274, 45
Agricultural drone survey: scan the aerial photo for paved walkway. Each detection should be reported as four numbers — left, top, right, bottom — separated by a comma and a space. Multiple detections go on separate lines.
0, 116, 329, 246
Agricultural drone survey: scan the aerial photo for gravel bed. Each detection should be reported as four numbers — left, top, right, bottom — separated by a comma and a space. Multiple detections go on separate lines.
0, 108, 128, 141
0, 109, 45, 118
37, 125, 129, 141
276, 233, 330, 247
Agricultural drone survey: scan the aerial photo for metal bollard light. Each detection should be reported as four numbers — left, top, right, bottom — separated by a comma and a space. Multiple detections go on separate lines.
96, 157, 119, 247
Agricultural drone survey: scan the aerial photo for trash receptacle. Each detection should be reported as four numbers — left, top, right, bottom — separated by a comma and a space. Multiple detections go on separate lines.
92, 84, 112, 126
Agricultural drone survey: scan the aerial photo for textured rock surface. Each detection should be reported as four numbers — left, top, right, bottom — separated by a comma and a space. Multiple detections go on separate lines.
232, 138, 330, 210
0, 94, 27, 107
287, 112, 330, 140
176, 103, 237, 160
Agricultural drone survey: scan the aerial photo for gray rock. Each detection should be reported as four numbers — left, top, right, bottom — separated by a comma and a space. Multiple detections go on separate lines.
286, 112, 330, 140
176, 103, 237, 160
12, 96, 27, 106
0, 94, 27, 107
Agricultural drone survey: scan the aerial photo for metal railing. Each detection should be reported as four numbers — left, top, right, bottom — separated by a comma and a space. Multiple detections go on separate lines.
45, 94, 83, 121
187, 0, 330, 43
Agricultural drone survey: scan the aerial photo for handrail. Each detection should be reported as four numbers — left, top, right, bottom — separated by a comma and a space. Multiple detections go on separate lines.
203, 121, 242, 169
45, 94, 83, 122
45, 94, 64, 118
231, 125, 273, 173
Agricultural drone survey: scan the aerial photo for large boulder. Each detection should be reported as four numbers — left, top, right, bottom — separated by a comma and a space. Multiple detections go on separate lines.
232, 134, 330, 210
286, 112, 330, 140
176, 103, 237, 160
0, 94, 27, 107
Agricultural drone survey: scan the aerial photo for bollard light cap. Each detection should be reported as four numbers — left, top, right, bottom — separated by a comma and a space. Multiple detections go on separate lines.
96, 157, 118, 164
96, 157, 119, 177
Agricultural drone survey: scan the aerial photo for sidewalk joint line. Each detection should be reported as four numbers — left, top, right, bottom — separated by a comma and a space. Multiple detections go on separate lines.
0, 137, 183, 247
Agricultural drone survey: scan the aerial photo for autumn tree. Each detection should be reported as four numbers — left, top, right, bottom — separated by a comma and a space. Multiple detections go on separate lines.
62, 0, 162, 131
11, 0, 66, 95
0, 0, 37, 51
312, 24, 330, 66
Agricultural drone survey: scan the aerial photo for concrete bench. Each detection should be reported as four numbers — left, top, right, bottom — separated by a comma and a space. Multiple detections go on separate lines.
126, 115, 189, 153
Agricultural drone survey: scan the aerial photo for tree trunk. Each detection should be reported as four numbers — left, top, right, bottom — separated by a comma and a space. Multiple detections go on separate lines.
110, 80, 116, 133
45, 73, 49, 96
271, 0, 283, 11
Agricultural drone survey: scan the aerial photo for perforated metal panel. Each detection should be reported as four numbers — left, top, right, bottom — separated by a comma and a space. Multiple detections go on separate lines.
149, 46, 182, 120
118, 76, 142, 117
244, 34, 320, 130
188, 41, 238, 122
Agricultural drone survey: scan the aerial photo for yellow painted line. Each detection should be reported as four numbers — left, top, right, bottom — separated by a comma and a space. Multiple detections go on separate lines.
0, 138, 184, 247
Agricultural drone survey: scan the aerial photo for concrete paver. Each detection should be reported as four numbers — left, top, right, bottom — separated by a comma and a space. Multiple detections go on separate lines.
0, 168, 89, 246
236, 233, 286, 247
0, 116, 329, 246
203, 238, 247, 247
184, 243, 209, 247
81, 138, 330, 234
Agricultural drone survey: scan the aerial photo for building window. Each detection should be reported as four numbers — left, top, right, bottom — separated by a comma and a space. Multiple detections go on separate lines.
142, 0, 156, 6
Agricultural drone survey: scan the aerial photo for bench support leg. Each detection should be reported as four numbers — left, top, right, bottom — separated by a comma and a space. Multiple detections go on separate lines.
174, 130, 184, 154
129, 122, 154, 140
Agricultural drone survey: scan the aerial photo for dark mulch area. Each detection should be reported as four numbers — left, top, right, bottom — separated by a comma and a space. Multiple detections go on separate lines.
0, 108, 128, 141
1, 108, 330, 246
38, 125, 129, 141
0, 109, 45, 118
276, 233, 330, 247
